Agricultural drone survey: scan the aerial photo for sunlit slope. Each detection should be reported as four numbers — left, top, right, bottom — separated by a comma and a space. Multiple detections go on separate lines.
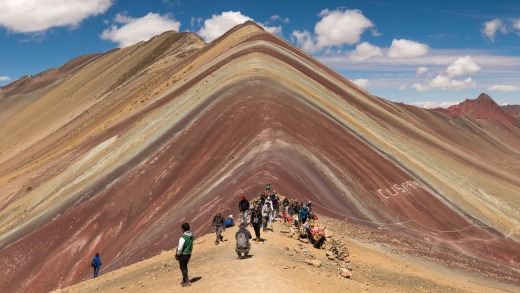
0, 21, 518, 292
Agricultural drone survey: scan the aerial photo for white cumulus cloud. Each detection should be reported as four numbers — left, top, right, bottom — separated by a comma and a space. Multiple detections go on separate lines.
291, 30, 318, 53
446, 56, 481, 77
387, 39, 429, 59
0, 76, 10, 82
514, 19, 520, 33
315, 9, 375, 48
270, 15, 289, 24
353, 78, 370, 88
411, 101, 460, 109
101, 13, 181, 48
348, 42, 383, 62
0, 0, 113, 33
416, 66, 429, 76
488, 84, 520, 92
482, 19, 508, 41
197, 11, 251, 42
413, 75, 476, 91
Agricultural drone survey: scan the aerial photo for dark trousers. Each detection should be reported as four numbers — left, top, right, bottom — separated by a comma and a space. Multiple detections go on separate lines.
252, 224, 261, 239
93, 266, 100, 278
178, 254, 191, 283
215, 226, 224, 243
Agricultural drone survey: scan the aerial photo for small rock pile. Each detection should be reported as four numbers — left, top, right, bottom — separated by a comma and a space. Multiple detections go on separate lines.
278, 219, 353, 279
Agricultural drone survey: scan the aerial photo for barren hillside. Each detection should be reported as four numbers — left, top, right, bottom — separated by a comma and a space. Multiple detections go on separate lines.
0, 21, 519, 292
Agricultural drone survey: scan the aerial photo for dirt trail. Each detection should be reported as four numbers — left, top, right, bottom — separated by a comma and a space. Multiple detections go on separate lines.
53, 216, 519, 293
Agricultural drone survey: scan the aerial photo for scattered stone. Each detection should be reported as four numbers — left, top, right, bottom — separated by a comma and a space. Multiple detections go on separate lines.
284, 246, 290, 251
326, 251, 334, 256
327, 255, 336, 260
339, 268, 352, 278
280, 230, 290, 233
310, 259, 322, 267
120, 286, 125, 289
343, 256, 350, 263
195, 238, 206, 245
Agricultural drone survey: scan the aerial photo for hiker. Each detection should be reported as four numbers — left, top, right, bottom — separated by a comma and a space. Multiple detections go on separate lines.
238, 195, 250, 225
224, 215, 234, 228
262, 199, 273, 231
250, 205, 262, 243
213, 212, 225, 245
270, 192, 279, 217
260, 192, 267, 206
176, 222, 194, 287
90, 252, 102, 278
235, 222, 252, 259
308, 221, 326, 249
282, 197, 290, 215
300, 206, 309, 224
306, 200, 313, 212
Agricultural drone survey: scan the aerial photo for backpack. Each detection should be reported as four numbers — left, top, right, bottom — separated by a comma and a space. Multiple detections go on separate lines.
299, 226, 308, 238
237, 232, 248, 249
91, 259, 96, 267
265, 204, 272, 213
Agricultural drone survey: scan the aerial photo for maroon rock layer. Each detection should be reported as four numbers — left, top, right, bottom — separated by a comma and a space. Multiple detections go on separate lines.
0, 21, 519, 292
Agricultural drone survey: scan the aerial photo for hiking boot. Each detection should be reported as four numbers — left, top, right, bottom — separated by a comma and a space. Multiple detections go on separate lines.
256, 239, 260, 244
181, 281, 192, 287
220, 235, 224, 241
214, 241, 219, 245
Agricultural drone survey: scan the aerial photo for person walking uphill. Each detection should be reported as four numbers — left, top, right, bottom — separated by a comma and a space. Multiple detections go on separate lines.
91, 252, 102, 278
176, 222, 194, 287
238, 195, 250, 225
213, 212, 225, 245
250, 205, 262, 243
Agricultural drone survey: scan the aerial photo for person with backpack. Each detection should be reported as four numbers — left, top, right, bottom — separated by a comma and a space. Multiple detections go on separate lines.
176, 222, 194, 287
235, 222, 252, 259
213, 212, 225, 245
250, 205, 262, 243
90, 252, 102, 278
238, 195, 250, 225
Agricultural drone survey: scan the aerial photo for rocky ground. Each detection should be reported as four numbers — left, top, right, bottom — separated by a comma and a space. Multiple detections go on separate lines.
53, 215, 519, 293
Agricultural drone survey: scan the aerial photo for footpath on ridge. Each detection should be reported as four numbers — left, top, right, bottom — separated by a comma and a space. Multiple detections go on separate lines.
54, 216, 517, 293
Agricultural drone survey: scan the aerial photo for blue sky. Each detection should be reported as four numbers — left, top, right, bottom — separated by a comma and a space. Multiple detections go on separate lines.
1, 0, 519, 107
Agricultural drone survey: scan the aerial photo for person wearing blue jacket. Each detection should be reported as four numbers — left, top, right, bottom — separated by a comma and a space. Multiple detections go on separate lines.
300, 206, 309, 224
91, 252, 102, 278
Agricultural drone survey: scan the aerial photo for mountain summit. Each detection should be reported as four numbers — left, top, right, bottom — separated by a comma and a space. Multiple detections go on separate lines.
447, 93, 519, 123
1, 21, 519, 292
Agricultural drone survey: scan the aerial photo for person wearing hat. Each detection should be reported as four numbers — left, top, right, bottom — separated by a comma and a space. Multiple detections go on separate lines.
235, 222, 252, 259
224, 214, 234, 228
238, 195, 250, 225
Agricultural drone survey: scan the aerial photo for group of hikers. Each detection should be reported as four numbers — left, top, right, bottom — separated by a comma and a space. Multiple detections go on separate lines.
91, 183, 326, 288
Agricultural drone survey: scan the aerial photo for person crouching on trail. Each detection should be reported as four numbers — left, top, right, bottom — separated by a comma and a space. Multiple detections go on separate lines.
176, 222, 194, 287
213, 212, 225, 245
238, 195, 250, 225
90, 252, 102, 278
236, 222, 252, 259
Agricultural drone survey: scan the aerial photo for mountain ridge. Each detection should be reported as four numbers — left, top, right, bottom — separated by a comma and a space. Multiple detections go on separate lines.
0, 21, 519, 292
